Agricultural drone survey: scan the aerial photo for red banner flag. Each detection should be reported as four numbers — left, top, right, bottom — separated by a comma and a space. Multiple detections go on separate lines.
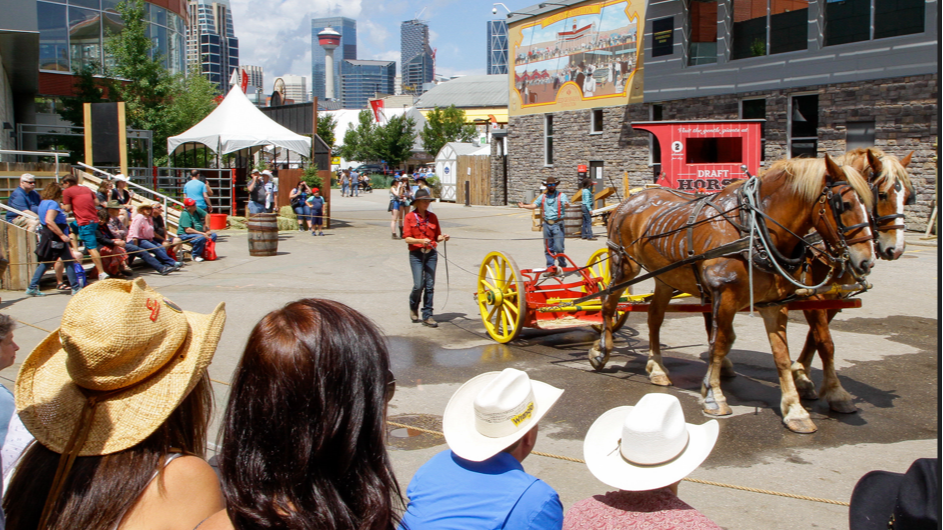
241, 69, 249, 93
370, 99, 384, 122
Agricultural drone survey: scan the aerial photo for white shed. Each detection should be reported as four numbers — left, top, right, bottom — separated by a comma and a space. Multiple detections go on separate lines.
435, 142, 490, 201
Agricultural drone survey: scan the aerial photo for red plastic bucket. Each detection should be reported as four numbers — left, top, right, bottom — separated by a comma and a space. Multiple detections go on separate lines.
208, 213, 228, 230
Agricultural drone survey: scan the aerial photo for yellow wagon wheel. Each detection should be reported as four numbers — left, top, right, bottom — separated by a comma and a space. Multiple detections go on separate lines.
477, 251, 526, 343
585, 248, 630, 333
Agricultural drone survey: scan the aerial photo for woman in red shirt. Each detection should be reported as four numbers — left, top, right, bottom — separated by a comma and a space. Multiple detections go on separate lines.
402, 188, 449, 327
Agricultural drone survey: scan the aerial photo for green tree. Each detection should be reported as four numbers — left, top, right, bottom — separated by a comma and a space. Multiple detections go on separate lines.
419, 105, 478, 158
336, 110, 377, 162
103, 0, 220, 165
317, 111, 337, 149
374, 114, 417, 169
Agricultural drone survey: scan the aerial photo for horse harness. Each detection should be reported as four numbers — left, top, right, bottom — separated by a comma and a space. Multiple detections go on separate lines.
584, 175, 870, 306
870, 178, 914, 233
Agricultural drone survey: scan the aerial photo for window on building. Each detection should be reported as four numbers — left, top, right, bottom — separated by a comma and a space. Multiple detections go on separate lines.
68, 7, 101, 71
874, 0, 925, 38
846, 121, 876, 151
591, 109, 604, 134
688, 0, 717, 65
686, 138, 744, 163
732, 0, 808, 59
824, 0, 870, 45
38, 1, 70, 72
789, 94, 818, 158
741, 98, 766, 161
731, 0, 768, 59
544, 115, 554, 166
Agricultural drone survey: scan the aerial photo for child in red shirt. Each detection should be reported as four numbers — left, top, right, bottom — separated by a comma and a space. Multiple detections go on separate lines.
402, 188, 449, 327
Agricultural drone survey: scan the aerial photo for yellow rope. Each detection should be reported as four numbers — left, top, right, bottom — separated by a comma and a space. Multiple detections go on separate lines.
14, 323, 850, 508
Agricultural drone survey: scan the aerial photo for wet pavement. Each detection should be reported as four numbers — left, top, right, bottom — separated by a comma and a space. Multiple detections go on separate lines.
2, 191, 937, 530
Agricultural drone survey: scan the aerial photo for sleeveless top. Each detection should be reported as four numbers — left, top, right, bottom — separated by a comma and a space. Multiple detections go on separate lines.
111, 453, 185, 530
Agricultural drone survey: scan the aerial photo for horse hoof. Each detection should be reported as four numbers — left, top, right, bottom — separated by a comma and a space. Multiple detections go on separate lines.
649, 374, 672, 386
796, 384, 819, 401
703, 402, 732, 417
784, 418, 818, 434
589, 354, 608, 371
828, 400, 858, 414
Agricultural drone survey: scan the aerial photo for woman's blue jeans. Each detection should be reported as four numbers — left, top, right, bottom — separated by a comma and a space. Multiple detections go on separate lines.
409, 249, 437, 320
29, 257, 77, 290
581, 204, 593, 238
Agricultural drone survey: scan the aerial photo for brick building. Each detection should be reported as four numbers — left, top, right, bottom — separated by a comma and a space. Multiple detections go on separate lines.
495, 0, 937, 231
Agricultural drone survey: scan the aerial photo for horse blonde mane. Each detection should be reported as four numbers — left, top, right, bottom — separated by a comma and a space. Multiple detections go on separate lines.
838, 147, 913, 192
762, 157, 873, 209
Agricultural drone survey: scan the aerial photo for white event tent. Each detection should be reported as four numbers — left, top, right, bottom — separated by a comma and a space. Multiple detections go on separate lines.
167, 85, 311, 157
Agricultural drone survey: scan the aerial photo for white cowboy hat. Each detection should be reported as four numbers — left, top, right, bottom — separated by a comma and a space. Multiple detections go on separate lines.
443, 368, 563, 462
583, 393, 718, 492
261, 170, 273, 176
112, 173, 128, 181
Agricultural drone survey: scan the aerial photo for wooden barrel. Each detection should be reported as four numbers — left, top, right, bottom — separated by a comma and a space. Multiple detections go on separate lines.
564, 204, 582, 238
247, 213, 278, 256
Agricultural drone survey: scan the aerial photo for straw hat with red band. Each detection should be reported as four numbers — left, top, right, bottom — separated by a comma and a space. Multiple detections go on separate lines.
16, 278, 226, 457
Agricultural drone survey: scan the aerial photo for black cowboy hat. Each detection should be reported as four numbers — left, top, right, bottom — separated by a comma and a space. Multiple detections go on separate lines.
544, 176, 560, 185
413, 188, 435, 201
850, 458, 939, 530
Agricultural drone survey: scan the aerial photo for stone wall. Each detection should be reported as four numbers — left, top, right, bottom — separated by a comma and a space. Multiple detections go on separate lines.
497, 74, 938, 231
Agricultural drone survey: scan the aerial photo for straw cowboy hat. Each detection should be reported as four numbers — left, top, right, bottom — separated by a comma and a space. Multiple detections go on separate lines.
413, 188, 435, 201
16, 278, 226, 456
136, 203, 154, 214
583, 394, 718, 492
442, 368, 563, 462
105, 199, 123, 209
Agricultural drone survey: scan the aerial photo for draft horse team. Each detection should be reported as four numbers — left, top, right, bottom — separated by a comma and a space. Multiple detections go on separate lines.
591, 148, 914, 433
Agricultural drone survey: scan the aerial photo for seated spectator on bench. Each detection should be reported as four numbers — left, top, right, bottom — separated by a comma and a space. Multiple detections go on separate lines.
96, 180, 112, 210
94, 209, 134, 277
562, 394, 721, 530
6, 173, 41, 232
128, 203, 180, 274
178, 199, 216, 262
151, 202, 183, 260
104, 201, 172, 275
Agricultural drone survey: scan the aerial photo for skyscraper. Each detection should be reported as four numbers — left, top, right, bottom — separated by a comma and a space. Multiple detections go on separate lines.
243, 65, 264, 92
401, 20, 433, 95
311, 17, 357, 100
279, 75, 309, 103
487, 20, 509, 75
187, 0, 240, 93
341, 60, 396, 109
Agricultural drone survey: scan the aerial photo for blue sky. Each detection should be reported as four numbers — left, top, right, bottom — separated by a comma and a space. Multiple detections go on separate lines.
229, 0, 546, 90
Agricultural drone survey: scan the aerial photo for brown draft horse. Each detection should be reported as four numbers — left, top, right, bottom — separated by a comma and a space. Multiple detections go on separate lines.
791, 149, 914, 413
591, 154, 875, 433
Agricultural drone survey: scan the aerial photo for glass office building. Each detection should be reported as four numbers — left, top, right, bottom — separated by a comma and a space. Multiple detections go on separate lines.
37, 0, 187, 75
401, 19, 433, 95
311, 17, 356, 101
188, 0, 239, 92
340, 59, 395, 109
486, 20, 508, 75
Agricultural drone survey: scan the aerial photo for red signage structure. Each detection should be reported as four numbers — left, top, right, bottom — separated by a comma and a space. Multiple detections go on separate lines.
632, 120, 764, 193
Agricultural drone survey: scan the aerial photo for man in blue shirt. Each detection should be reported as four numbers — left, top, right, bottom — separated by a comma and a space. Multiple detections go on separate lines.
400, 368, 565, 530
6, 173, 41, 230
183, 170, 213, 212
580, 179, 596, 240
518, 176, 568, 273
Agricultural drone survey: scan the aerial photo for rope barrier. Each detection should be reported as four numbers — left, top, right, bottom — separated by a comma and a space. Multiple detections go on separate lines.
12, 321, 850, 507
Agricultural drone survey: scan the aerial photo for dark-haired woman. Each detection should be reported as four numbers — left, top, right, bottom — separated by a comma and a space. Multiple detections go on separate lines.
25, 182, 80, 297
3, 278, 226, 530
200, 298, 403, 530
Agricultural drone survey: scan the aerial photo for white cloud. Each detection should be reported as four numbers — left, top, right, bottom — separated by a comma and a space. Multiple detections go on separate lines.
229, 0, 362, 83
359, 20, 390, 49
372, 49, 401, 62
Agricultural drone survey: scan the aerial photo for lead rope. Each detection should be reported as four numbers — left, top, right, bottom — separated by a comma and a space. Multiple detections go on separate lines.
440, 239, 450, 311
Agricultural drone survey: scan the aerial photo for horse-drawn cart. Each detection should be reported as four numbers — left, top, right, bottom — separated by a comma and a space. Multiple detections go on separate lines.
475, 248, 864, 345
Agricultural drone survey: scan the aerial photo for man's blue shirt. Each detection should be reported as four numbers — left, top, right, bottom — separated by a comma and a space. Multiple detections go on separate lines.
399, 450, 563, 530
532, 191, 568, 222
7, 187, 41, 221
184, 179, 208, 208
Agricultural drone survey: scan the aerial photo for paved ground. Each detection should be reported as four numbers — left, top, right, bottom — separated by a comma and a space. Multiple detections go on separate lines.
1, 190, 937, 529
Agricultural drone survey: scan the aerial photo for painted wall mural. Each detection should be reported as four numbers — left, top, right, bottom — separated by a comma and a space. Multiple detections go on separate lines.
508, 0, 646, 116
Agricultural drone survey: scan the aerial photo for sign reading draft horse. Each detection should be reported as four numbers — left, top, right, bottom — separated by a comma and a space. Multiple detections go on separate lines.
509, 0, 645, 116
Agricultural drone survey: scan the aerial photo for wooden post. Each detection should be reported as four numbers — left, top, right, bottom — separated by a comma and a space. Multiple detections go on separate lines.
117, 102, 128, 175
83, 103, 93, 167
623, 171, 628, 198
